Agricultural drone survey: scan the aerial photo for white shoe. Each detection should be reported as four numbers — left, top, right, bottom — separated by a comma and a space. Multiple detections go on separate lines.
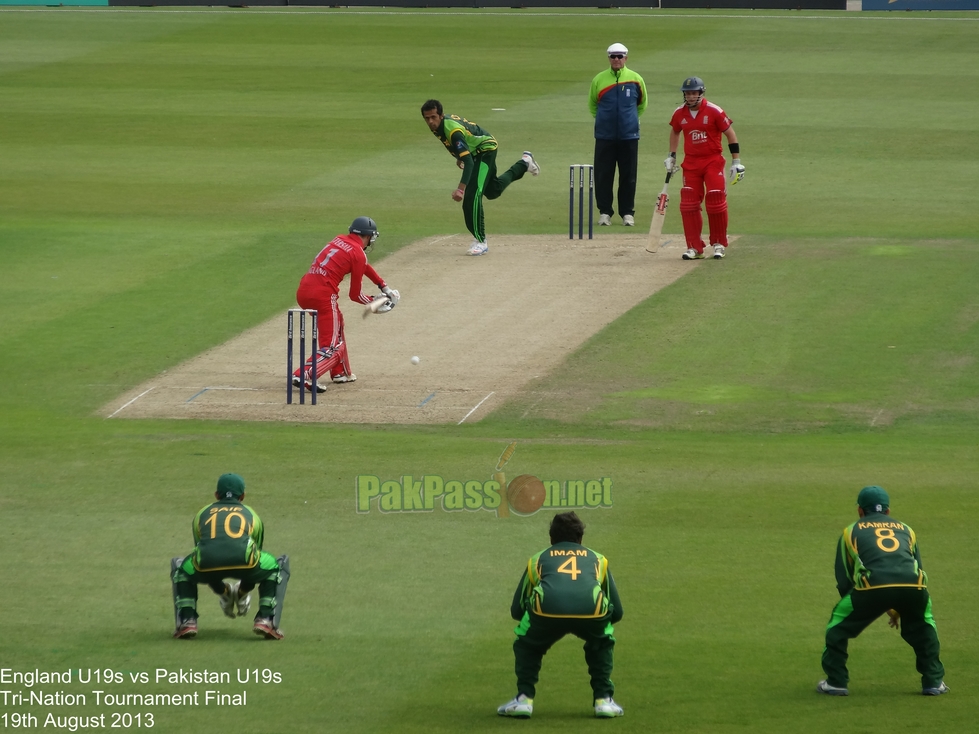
923, 682, 949, 696
623, 215, 635, 226
219, 581, 239, 619
332, 373, 356, 384
594, 697, 624, 718
293, 375, 327, 393
521, 151, 540, 176
682, 248, 705, 260
598, 214, 612, 226
236, 589, 251, 617
467, 241, 489, 256
497, 693, 533, 718
713, 244, 726, 259
816, 680, 849, 696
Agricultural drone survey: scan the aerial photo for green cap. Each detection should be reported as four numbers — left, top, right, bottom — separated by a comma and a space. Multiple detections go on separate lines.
857, 485, 889, 513
216, 473, 245, 499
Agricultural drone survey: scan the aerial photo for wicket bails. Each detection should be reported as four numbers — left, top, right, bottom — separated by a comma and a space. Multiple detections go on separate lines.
569, 164, 594, 240
286, 308, 318, 405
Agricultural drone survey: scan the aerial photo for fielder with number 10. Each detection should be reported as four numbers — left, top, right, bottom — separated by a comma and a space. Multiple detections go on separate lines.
497, 511, 625, 719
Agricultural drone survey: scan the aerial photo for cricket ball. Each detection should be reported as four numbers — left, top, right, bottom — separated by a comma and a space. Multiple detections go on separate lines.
507, 474, 546, 516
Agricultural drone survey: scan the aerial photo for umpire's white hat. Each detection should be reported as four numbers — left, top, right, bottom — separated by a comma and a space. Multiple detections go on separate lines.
607, 43, 629, 56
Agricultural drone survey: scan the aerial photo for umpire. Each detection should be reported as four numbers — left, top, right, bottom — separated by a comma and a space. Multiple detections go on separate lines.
818, 486, 948, 696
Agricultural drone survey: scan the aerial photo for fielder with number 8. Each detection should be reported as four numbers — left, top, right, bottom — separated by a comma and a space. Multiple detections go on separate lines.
666, 76, 743, 261
497, 512, 624, 719
817, 486, 948, 697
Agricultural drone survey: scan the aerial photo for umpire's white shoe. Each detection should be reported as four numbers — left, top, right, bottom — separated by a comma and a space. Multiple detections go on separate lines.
521, 151, 540, 176
923, 682, 949, 696
497, 694, 533, 718
713, 244, 726, 259
467, 240, 489, 256
623, 215, 635, 226
219, 581, 239, 619
594, 697, 624, 718
816, 680, 849, 696
598, 214, 612, 226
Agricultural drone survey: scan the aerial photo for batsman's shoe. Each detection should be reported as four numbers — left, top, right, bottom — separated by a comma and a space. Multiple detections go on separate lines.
682, 248, 706, 260
293, 375, 327, 393
218, 581, 239, 619
253, 617, 284, 640
623, 215, 635, 226
497, 694, 533, 718
594, 697, 624, 718
236, 590, 252, 617
521, 151, 540, 176
598, 214, 612, 226
923, 682, 949, 696
332, 373, 357, 384
713, 244, 726, 259
467, 241, 489, 256
816, 680, 849, 696
172, 619, 198, 639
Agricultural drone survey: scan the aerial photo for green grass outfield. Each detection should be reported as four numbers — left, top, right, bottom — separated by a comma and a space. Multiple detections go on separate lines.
1, 8, 978, 732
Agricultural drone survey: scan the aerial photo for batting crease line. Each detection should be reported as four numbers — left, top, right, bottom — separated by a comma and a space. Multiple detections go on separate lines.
106, 387, 155, 419
418, 392, 437, 407
458, 391, 495, 425
185, 386, 260, 403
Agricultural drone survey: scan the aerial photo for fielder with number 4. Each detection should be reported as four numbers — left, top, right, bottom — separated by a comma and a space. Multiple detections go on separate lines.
817, 486, 948, 697
171, 474, 288, 640
666, 76, 743, 261
497, 512, 624, 720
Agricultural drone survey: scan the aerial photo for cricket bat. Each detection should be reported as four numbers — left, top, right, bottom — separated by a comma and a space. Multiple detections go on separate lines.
645, 171, 673, 254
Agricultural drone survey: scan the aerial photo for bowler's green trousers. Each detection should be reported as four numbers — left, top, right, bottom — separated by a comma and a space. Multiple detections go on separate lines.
822, 586, 944, 689
463, 150, 528, 244
513, 613, 616, 700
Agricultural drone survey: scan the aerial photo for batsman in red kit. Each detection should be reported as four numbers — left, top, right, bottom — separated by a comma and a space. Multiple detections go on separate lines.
292, 216, 399, 392
666, 77, 744, 260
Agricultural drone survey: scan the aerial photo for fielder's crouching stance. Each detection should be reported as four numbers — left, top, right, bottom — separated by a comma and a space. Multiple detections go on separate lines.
292, 216, 399, 392
498, 511, 624, 719
171, 473, 289, 640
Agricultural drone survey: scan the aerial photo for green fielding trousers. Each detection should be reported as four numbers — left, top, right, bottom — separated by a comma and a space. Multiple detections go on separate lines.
822, 586, 944, 689
512, 613, 616, 700
173, 551, 281, 622
462, 149, 528, 244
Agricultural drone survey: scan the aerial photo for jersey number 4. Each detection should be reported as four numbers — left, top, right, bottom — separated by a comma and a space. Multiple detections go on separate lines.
557, 556, 582, 580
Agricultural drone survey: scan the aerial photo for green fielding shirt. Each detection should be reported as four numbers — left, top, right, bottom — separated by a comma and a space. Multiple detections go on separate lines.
835, 512, 926, 596
190, 499, 265, 572
432, 114, 498, 188
511, 541, 623, 621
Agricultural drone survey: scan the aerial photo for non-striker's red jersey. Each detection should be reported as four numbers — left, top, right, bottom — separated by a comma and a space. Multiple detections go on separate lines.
669, 100, 732, 159
298, 233, 383, 305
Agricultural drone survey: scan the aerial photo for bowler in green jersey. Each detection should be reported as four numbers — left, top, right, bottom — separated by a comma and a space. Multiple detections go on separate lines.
171, 474, 286, 640
818, 486, 948, 696
497, 511, 624, 719
421, 100, 539, 256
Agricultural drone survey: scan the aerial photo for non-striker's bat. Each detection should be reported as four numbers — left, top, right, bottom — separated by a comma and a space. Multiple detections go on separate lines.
645, 171, 673, 254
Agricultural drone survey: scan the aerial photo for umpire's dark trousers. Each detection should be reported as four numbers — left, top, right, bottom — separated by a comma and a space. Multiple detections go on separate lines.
822, 586, 944, 689
593, 138, 639, 218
